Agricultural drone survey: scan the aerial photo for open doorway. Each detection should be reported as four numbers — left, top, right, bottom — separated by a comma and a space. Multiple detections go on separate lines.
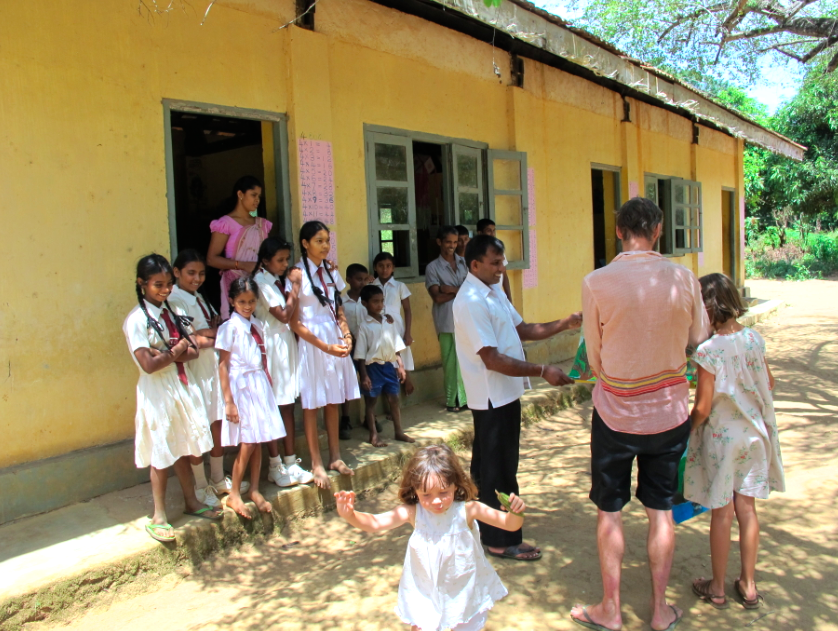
169, 112, 265, 309
413, 142, 445, 276
591, 166, 621, 269
722, 189, 737, 280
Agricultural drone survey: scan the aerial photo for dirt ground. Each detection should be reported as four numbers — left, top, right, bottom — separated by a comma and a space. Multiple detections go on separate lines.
30, 279, 838, 631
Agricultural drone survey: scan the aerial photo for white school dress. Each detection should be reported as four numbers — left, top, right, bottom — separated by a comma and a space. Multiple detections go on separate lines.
215, 312, 286, 446
684, 327, 785, 509
290, 257, 361, 410
397, 502, 507, 631
168, 286, 222, 423
373, 276, 415, 371
254, 269, 300, 405
123, 300, 213, 469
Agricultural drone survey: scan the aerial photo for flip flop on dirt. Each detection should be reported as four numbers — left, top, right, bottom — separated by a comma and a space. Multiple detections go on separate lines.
570, 606, 620, 631
486, 544, 542, 561
145, 522, 175, 543
183, 506, 223, 521
734, 579, 764, 610
651, 605, 682, 631
692, 578, 729, 609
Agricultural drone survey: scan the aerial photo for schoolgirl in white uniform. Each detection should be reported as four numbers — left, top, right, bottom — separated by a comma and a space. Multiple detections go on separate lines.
123, 254, 220, 543
169, 249, 227, 507
252, 237, 314, 487
289, 221, 361, 489
216, 277, 285, 518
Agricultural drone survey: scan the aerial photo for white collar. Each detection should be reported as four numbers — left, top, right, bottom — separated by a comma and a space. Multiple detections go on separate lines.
256, 269, 280, 283
171, 285, 197, 305
144, 299, 164, 320
361, 312, 386, 325
374, 276, 396, 288
230, 311, 257, 331
464, 272, 495, 297
299, 257, 327, 275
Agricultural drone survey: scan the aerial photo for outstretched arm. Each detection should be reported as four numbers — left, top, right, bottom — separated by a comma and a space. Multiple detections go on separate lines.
466, 494, 525, 532
334, 491, 414, 533
516, 312, 582, 341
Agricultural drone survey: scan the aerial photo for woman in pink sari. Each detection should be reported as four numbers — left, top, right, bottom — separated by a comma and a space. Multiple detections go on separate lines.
207, 176, 272, 319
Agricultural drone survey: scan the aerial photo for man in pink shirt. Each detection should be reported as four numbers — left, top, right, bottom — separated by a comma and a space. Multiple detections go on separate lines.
571, 198, 711, 631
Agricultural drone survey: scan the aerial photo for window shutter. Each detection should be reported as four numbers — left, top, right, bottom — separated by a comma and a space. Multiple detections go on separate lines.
486, 150, 529, 270
451, 144, 485, 231
365, 132, 418, 278
669, 178, 702, 255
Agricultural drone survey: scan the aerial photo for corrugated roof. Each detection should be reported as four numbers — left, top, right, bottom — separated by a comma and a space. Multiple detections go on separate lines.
431, 0, 806, 160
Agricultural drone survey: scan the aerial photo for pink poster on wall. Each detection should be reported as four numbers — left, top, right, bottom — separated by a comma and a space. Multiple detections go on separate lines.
523, 231, 538, 289
698, 252, 705, 267
628, 181, 639, 198
298, 139, 336, 225
527, 168, 537, 226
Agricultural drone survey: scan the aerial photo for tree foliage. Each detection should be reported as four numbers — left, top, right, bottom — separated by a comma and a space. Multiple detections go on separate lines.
567, 0, 838, 83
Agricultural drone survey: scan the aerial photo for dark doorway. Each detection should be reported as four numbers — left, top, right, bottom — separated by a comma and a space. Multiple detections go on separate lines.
170, 112, 266, 310
592, 169, 606, 269
591, 167, 621, 269
722, 189, 736, 280
412, 141, 445, 276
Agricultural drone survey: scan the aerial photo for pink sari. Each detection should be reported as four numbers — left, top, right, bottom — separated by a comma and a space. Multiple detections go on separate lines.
210, 215, 272, 319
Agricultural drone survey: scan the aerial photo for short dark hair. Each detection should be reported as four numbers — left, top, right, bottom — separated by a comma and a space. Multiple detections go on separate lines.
346, 263, 369, 279
465, 234, 504, 269
616, 197, 663, 241
455, 225, 469, 236
476, 218, 495, 233
360, 284, 383, 303
437, 225, 459, 240
699, 273, 747, 325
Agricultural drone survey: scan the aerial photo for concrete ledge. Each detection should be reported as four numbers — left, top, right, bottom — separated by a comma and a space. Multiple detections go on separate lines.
739, 298, 785, 327
0, 379, 591, 630
2, 336, 576, 527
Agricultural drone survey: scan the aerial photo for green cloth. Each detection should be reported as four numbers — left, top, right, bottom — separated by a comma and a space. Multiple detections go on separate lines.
439, 333, 467, 408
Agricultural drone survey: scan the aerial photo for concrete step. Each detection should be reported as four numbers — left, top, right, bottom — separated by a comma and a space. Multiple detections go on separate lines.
0, 378, 592, 630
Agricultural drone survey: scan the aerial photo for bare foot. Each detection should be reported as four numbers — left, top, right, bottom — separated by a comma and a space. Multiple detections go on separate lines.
368, 434, 389, 447
395, 432, 415, 443
250, 490, 272, 514
329, 459, 354, 476
650, 602, 681, 631
312, 464, 331, 489
570, 603, 621, 631
225, 493, 251, 520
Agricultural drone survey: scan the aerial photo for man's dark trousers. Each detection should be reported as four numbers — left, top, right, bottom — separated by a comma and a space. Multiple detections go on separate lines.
470, 399, 522, 548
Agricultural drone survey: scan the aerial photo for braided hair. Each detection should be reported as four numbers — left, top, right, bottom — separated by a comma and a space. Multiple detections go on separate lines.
135, 254, 194, 349
299, 221, 342, 310
252, 237, 294, 284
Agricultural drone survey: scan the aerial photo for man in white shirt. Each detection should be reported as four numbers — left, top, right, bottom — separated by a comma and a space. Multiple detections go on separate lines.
453, 235, 582, 561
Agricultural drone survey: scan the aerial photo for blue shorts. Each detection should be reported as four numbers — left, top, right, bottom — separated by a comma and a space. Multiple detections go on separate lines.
362, 362, 401, 398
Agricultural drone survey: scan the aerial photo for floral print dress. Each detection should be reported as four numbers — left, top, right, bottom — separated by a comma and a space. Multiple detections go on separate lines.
684, 327, 785, 509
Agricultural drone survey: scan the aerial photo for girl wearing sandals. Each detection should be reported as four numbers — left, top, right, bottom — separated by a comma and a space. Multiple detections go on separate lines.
686, 273, 785, 610
290, 221, 360, 488
216, 277, 286, 517
123, 254, 222, 543
335, 444, 522, 630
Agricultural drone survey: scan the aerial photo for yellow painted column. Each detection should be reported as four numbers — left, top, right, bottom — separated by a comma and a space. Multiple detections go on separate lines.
286, 27, 335, 241
735, 138, 746, 287
620, 97, 640, 203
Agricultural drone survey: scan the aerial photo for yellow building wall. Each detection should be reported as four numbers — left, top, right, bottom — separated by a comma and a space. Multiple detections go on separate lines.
0, 0, 744, 469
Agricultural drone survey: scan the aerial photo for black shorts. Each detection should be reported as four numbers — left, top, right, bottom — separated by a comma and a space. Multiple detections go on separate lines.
589, 408, 690, 512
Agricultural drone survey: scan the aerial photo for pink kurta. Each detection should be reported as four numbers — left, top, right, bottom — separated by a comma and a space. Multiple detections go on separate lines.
209, 215, 272, 319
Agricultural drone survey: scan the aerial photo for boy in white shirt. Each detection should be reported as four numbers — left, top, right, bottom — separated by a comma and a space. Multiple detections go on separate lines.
354, 285, 415, 447
339, 263, 371, 439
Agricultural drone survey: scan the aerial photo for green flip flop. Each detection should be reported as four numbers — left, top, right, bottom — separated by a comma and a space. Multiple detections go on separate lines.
184, 506, 223, 521
571, 606, 619, 631
145, 522, 175, 543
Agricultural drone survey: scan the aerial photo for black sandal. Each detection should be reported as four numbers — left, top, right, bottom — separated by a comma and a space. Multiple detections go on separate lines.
486, 544, 542, 561
735, 579, 764, 610
692, 578, 729, 609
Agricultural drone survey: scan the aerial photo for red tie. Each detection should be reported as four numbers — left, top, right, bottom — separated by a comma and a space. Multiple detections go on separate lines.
196, 297, 211, 323
275, 279, 288, 301
160, 309, 188, 386
316, 267, 339, 323
250, 324, 273, 386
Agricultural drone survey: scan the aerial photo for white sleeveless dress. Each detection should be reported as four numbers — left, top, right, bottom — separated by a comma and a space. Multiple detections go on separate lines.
396, 502, 508, 631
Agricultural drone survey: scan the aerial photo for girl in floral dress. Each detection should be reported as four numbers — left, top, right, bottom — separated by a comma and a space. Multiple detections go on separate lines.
686, 273, 785, 611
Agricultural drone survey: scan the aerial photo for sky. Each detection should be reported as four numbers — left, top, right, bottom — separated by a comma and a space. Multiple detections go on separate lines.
530, 0, 802, 114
